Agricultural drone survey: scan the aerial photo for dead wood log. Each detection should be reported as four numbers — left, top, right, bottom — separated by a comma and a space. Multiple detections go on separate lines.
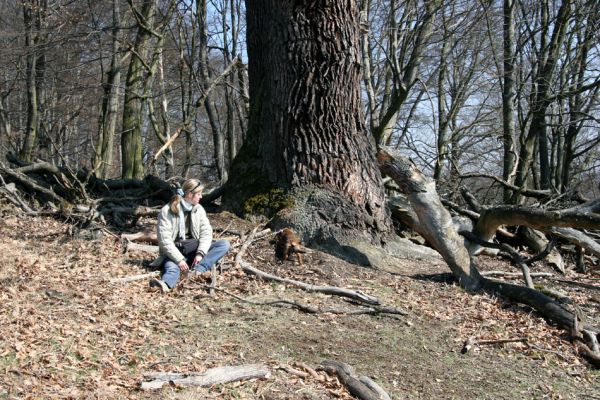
473, 200, 600, 250
201, 185, 225, 205
232, 226, 262, 270
0, 181, 37, 214
377, 149, 482, 291
320, 360, 391, 400
576, 246, 587, 273
277, 364, 309, 379
141, 363, 270, 390
460, 186, 482, 213
441, 198, 480, 221
295, 362, 321, 380
101, 205, 160, 225
0, 165, 69, 205
240, 260, 380, 305
377, 147, 600, 365
110, 271, 159, 283
518, 227, 565, 274
550, 227, 600, 259
203, 279, 405, 316
121, 230, 158, 244
481, 271, 552, 278
460, 230, 545, 288
358, 376, 392, 400
124, 242, 159, 253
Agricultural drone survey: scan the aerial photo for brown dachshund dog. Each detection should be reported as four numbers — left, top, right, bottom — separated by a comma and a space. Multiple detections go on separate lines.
275, 228, 306, 265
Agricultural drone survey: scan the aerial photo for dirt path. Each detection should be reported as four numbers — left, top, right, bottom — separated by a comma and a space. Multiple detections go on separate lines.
0, 213, 597, 399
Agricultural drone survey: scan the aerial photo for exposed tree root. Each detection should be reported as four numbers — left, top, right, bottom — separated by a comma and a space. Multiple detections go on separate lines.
319, 360, 391, 400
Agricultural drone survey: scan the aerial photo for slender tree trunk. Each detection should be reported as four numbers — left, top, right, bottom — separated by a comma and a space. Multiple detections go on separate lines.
434, 15, 449, 181
502, 0, 517, 201
512, 0, 571, 200
121, 0, 157, 179
157, 49, 174, 178
372, 1, 438, 145
20, 1, 46, 162
196, 0, 226, 182
94, 0, 122, 179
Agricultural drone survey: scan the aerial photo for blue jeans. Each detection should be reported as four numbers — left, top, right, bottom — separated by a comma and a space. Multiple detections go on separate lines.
161, 240, 230, 288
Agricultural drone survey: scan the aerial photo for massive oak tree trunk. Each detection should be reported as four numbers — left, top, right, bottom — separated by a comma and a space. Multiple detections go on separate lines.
224, 0, 391, 254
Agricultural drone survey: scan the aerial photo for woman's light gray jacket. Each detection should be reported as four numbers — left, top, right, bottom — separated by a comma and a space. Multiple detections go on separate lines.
150, 203, 213, 267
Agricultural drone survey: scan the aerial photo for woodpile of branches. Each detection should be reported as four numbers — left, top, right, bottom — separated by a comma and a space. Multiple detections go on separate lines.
0, 154, 193, 229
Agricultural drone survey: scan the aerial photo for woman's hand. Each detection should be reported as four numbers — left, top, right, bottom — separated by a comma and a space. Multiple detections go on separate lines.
178, 259, 190, 273
192, 254, 203, 268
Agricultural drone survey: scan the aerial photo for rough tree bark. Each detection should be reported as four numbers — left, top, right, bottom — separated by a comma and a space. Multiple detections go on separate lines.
121, 0, 157, 179
20, 0, 47, 163
223, 0, 392, 260
93, 0, 122, 179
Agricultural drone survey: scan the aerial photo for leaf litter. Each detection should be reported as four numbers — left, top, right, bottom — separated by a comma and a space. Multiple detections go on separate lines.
0, 211, 598, 399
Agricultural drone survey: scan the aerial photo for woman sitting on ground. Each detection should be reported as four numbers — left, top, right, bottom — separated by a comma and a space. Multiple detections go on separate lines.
149, 179, 230, 293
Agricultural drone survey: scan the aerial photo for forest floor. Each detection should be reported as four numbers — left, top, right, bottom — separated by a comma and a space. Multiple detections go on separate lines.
0, 209, 599, 399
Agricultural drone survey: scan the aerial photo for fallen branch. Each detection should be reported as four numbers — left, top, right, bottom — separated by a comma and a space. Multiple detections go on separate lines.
461, 337, 528, 354
276, 364, 309, 379
0, 180, 37, 215
194, 284, 405, 316
110, 271, 159, 284
231, 226, 262, 271
377, 147, 600, 366
124, 242, 159, 253
460, 230, 534, 288
551, 227, 600, 258
0, 165, 69, 205
141, 363, 270, 390
240, 260, 380, 305
319, 360, 391, 400
481, 271, 553, 278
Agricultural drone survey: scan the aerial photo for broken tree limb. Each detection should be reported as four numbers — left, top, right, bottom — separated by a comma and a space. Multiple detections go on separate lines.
240, 260, 380, 305
0, 165, 69, 205
277, 364, 309, 379
232, 226, 261, 271
473, 199, 600, 248
358, 376, 392, 400
110, 271, 159, 283
551, 227, 600, 258
460, 230, 534, 288
481, 271, 553, 278
200, 282, 405, 316
124, 242, 159, 253
376, 147, 600, 365
377, 148, 483, 291
0, 181, 37, 214
141, 363, 270, 390
518, 227, 564, 274
320, 360, 390, 400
